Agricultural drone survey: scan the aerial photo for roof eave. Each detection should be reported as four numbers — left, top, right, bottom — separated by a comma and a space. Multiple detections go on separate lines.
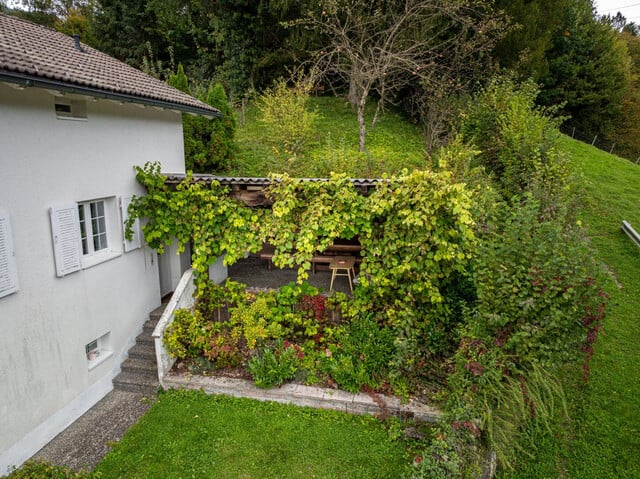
0, 71, 221, 118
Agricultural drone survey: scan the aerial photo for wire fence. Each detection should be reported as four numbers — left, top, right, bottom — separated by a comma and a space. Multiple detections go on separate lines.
560, 124, 640, 164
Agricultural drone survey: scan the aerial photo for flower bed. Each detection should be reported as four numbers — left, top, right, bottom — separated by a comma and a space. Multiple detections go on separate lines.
164, 279, 401, 395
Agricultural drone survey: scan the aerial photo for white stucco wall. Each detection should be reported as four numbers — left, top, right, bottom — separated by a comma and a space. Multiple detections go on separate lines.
0, 83, 186, 473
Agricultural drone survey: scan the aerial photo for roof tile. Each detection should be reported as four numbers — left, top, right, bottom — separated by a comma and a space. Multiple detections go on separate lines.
0, 13, 219, 116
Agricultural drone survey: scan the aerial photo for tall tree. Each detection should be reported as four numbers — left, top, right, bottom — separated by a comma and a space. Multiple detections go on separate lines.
169, 65, 236, 173
304, 0, 505, 151
92, 0, 166, 67
492, 0, 572, 80
538, 0, 631, 136
205, 0, 312, 99
606, 30, 640, 160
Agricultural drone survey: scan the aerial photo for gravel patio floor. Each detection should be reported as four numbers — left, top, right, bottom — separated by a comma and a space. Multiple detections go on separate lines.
227, 255, 355, 294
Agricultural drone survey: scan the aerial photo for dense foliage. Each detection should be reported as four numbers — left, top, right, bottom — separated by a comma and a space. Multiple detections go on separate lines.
460, 77, 571, 208
8, 0, 640, 160
538, 2, 630, 138
439, 76, 607, 472
125, 163, 261, 289
128, 89, 606, 471
168, 66, 237, 173
3, 460, 92, 479
257, 73, 319, 156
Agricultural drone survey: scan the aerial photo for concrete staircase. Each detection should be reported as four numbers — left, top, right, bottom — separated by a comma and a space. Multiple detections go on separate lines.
112, 303, 166, 394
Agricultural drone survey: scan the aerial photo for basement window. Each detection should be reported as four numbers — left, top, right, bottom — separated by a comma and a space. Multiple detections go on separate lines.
85, 332, 112, 370
55, 98, 87, 120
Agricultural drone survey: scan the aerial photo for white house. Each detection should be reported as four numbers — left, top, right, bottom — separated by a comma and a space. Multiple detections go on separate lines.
0, 13, 218, 473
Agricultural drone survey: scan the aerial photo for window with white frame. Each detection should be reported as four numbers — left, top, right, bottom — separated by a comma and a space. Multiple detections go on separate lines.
85, 331, 112, 370
50, 195, 140, 277
78, 200, 108, 255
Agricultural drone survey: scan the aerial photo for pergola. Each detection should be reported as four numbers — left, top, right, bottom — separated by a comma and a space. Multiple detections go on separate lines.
162, 174, 382, 207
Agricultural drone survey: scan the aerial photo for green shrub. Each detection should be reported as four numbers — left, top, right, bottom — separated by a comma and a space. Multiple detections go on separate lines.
247, 339, 302, 388
229, 293, 288, 349
409, 427, 465, 479
316, 316, 395, 393
163, 308, 206, 360
468, 198, 606, 371
168, 67, 236, 173
459, 77, 570, 208
164, 299, 244, 368
257, 72, 319, 156
357, 168, 477, 375
447, 196, 606, 471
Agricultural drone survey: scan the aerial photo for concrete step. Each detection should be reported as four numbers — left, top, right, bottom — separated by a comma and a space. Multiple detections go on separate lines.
127, 343, 155, 361
149, 303, 168, 322
111, 304, 165, 394
120, 357, 157, 375
142, 318, 158, 335
113, 371, 158, 394
135, 330, 154, 347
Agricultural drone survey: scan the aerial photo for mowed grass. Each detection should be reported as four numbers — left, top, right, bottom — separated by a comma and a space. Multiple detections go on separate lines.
503, 136, 640, 478
93, 390, 411, 479
232, 96, 426, 177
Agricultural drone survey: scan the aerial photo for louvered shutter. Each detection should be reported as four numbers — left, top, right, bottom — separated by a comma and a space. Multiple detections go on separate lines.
50, 205, 82, 277
0, 213, 19, 298
120, 196, 141, 252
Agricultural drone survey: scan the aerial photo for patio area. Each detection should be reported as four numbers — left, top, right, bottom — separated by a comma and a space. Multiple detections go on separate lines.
227, 255, 356, 295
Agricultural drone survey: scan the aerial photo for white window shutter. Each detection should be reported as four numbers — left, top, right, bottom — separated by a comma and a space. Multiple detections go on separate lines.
0, 213, 19, 298
50, 205, 82, 277
120, 196, 141, 252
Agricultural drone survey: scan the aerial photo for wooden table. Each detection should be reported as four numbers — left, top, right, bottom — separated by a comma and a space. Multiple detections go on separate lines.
329, 256, 356, 292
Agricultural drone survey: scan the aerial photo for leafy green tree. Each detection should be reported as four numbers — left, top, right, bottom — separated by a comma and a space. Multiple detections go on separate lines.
169, 65, 236, 173
538, 1, 631, 136
492, 0, 572, 79
606, 30, 640, 160
168, 63, 190, 94
92, 0, 166, 67
204, 83, 236, 171
205, 0, 312, 99
90, 0, 312, 97
459, 77, 569, 208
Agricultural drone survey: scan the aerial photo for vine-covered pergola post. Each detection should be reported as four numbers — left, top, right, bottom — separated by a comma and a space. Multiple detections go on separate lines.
125, 162, 263, 291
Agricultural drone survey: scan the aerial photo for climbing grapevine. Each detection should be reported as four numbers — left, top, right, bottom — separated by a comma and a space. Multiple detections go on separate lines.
261, 173, 369, 281
125, 162, 262, 288
358, 169, 477, 369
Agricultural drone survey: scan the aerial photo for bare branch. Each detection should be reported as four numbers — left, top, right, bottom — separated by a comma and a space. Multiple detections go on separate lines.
302, 0, 507, 151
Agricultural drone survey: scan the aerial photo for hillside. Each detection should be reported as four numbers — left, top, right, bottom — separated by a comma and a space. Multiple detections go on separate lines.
231, 96, 427, 178
506, 137, 640, 478
235, 98, 640, 477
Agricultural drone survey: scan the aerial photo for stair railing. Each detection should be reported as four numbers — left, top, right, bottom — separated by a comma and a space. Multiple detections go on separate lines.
152, 269, 196, 388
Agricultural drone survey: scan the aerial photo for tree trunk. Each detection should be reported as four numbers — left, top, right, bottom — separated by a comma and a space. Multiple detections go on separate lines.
358, 98, 367, 152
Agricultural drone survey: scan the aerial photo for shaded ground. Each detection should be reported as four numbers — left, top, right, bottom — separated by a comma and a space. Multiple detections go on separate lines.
33, 390, 154, 471
228, 255, 355, 295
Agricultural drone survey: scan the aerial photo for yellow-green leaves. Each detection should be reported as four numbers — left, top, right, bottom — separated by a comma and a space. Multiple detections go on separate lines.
127, 162, 262, 287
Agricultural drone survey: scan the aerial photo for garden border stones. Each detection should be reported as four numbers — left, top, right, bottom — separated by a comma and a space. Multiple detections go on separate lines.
163, 372, 441, 422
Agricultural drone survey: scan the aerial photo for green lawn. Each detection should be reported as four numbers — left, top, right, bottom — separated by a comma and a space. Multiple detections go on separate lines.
93, 390, 413, 479
503, 137, 640, 478
232, 96, 426, 178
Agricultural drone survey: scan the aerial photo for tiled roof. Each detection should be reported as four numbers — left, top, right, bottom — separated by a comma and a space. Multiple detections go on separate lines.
0, 13, 219, 116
